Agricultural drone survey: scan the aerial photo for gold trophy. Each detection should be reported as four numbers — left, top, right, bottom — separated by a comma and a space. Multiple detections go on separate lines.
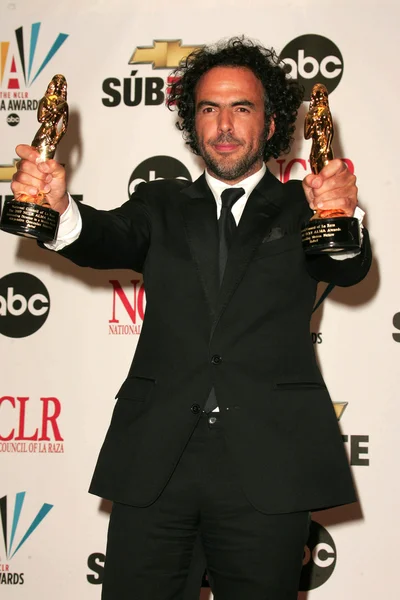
0, 74, 68, 242
301, 83, 361, 254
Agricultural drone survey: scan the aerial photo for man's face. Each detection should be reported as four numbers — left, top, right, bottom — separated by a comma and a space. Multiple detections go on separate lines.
194, 66, 275, 184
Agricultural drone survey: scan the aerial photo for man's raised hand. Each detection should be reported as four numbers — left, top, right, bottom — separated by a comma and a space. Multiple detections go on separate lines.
11, 144, 69, 215
302, 158, 358, 218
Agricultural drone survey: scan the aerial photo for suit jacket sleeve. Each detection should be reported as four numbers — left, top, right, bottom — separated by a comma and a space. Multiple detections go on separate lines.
305, 228, 372, 287
289, 180, 373, 287
53, 186, 151, 273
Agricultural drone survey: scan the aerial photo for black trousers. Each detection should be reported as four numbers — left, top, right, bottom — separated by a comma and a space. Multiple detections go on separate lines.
102, 412, 310, 600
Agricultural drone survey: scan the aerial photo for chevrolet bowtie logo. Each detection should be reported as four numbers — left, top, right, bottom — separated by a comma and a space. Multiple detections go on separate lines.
333, 402, 348, 421
129, 40, 203, 69
0, 159, 19, 182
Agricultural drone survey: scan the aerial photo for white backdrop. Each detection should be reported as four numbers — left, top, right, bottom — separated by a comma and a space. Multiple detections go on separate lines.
0, 0, 397, 597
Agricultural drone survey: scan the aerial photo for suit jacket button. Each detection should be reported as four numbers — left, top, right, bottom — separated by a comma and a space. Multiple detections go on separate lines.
211, 354, 222, 365
191, 404, 201, 414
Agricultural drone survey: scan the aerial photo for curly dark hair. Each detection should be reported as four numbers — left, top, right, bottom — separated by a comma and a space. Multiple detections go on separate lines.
167, 36, 304, 162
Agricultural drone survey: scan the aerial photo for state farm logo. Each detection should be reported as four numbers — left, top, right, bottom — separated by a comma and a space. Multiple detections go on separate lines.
102, 39, 201, 108
279, 34, 343, 99
109, 279, 146, 335
300, 521, 336, 591
0, 273, 50, 338
0, 396, 64, 454
128, 155, 192, 195
0, 492, 53, 585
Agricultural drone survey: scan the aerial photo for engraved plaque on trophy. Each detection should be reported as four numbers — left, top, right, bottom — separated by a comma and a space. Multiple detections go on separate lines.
301, 83, 361, 254
0, 74, 68, 242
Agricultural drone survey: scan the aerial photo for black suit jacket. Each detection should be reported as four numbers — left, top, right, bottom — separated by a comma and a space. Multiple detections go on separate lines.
58, 170, 371, 513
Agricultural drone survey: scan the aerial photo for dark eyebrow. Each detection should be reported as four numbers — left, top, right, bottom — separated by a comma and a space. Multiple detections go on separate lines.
231, 100, 256, 109
196, 100, 219, 110
196, 99, 257, 110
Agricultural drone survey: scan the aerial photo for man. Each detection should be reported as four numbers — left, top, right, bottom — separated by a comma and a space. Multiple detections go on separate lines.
11, 37, 371, 600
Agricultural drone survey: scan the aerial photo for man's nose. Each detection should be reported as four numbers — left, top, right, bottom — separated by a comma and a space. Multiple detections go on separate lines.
217, 109, 233, 133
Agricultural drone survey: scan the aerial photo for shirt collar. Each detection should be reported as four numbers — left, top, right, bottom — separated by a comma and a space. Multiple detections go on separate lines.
205, 164, 267, 204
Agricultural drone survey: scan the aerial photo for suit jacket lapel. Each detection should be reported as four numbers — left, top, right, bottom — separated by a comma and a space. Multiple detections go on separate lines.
179, 170, 286, 329
180, 174, 219, 317
211, 169, 285, 336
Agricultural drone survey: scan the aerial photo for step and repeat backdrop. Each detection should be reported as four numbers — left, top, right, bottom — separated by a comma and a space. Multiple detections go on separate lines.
0, 0, 398, 598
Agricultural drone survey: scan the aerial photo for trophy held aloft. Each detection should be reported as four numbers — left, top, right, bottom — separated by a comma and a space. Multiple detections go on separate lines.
0, 74, 68, 242
301, 83, 361, 255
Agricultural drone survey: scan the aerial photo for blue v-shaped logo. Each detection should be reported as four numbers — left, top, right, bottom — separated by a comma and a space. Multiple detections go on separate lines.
0, 23, 68, 88
0, 492, 53, 559
15, 23, 69, 86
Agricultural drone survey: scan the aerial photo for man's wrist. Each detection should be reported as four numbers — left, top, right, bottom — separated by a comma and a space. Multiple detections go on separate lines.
58, 193, 70, 217
329, 205, 365, 261
44, 192, 82, 251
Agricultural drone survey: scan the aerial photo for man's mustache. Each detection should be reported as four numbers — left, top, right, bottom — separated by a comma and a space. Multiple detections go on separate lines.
210, 134, 243, 146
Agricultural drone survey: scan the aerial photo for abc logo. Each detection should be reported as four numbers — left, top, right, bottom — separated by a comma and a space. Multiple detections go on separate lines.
299, 520, 337, 591
0, 272, 50, 338
279, 34, 343, 99
128, 156, 192, 196
7, 113, 20, 127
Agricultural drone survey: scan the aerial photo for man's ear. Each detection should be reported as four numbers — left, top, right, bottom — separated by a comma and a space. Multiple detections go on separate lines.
267, 117, 276, 140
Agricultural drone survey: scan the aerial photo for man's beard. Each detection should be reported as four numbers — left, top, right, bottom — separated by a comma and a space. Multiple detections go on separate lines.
196, 132, 266, 181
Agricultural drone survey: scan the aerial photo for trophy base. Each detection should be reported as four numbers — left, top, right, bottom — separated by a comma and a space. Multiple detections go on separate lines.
0, 198, 59, 242
301, 216, 360, 255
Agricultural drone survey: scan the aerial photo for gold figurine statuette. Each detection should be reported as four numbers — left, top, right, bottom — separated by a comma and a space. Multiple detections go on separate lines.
301, 83, 361, 254
0, 74, 69, 241
32, 74, 68, 158
305, 83, 334, 175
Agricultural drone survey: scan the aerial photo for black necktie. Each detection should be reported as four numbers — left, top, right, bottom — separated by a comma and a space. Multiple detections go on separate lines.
204, 187, 245, 413
218, 187, 245, 283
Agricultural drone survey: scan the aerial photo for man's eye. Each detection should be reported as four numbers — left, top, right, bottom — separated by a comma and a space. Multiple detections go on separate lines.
237, 107, 249, 113
203, 107, 215, 113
